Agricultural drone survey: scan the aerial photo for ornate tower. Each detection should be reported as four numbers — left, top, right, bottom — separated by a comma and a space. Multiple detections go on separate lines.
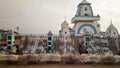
47, 31, 53, 53
106, 22, 119, 38
59, 20, 69, 37
72, 0, 100, 36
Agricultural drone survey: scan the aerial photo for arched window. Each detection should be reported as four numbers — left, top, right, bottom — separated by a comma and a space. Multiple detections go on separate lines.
85, 8, 87, 11
84, 13, 89, 16
97, 25, 100, 27
65, 32, 67, 34
114, 32, 116, 35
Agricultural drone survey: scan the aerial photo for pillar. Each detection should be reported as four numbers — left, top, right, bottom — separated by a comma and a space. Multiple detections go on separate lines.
47, 31, 53, 53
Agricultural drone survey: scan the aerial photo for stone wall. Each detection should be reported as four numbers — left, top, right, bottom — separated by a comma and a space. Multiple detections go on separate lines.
0, 54, 120, 64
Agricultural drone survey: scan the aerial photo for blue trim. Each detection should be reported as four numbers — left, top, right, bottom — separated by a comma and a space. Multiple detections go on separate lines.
76, 4, 83, 16
73, 16, 100, 19
89, 6, 93, 16
75, 4, 93, 17
77, 24, 97, 34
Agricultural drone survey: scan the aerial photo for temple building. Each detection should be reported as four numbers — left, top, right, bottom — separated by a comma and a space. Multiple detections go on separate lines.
72, 0, 100, 36
59, 0, 120, 54
59, 20, 74, 42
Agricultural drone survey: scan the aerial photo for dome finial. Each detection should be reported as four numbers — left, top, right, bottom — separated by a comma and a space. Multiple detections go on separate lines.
82, 0, 87, 3
111, 18, 112, 24
109, 18, 114, 27
83, 0, 87, 1
64, 16, 66, 21
81, 0, 89, 4
63, 16, 67, 23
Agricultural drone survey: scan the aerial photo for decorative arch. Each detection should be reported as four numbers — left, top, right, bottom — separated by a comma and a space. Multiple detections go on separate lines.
77, 24, 97, 34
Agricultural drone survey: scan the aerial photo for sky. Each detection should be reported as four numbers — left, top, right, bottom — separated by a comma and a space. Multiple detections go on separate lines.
0, 0, 120, 34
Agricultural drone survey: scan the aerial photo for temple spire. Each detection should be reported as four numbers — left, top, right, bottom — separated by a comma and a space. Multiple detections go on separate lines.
108, 18, 115, 29
82, 0, 87, 2
64, 16, 66, 22
111, 18, 112, 24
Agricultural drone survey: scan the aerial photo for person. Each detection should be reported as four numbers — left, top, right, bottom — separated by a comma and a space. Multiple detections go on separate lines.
78, 43, 88, 54
0, 44, 3, 52
13, 36, 23, 55
0, 44, 7, 53
0, 38, 7, 52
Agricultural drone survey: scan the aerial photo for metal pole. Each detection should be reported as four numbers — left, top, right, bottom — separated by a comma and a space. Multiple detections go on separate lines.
64, 39, 66, 54
64, 36, 67, 54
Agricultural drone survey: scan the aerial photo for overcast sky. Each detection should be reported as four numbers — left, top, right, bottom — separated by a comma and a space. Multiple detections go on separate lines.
0, 0, 120, 34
